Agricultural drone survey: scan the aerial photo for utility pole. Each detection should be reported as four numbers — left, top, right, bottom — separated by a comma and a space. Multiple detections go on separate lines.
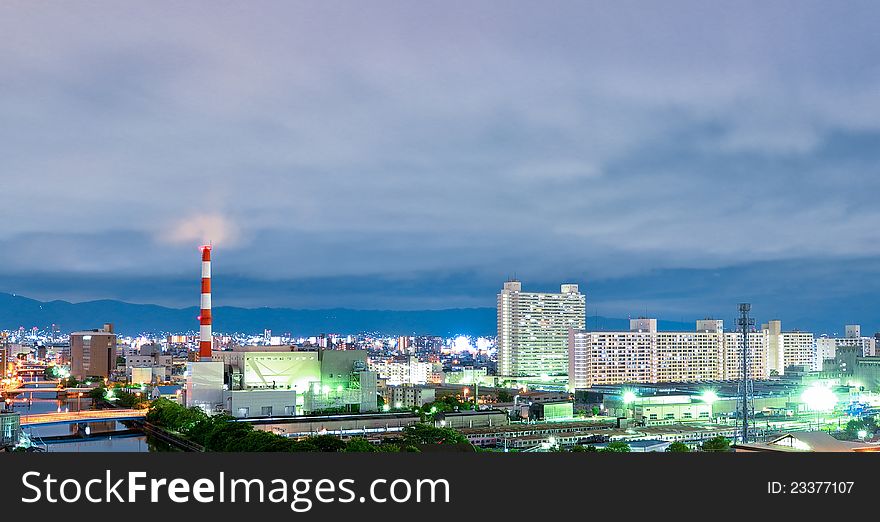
737, 303, 755, 443
1, 332, 8, 380
473, 377, 479, 411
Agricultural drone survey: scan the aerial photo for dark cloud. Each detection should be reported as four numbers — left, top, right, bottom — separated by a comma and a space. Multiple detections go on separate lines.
1, 1, 879, 328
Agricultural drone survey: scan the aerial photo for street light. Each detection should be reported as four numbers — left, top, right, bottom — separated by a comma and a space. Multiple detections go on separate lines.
701, 390, 719, 420
801, 384, 836, 431
622, 390, 637, 421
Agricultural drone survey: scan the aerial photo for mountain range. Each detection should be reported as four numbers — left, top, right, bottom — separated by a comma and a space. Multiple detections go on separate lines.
0, 292, 696, 337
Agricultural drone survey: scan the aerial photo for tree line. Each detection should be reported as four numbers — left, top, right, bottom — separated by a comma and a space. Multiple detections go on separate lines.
145, 398, 473, 452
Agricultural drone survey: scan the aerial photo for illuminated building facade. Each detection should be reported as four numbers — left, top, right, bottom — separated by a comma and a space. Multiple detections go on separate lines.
69, 324, 117, 379
568, 319, 769, 389
497, 280, 585, 378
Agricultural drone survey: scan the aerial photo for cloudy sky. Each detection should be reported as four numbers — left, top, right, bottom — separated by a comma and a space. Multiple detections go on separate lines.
1, 1, 878, 332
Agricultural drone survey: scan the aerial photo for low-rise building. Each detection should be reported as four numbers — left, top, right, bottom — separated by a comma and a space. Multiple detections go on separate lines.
151, 385, 182, 402
734, 431, 880, 452
526, 400, 574, 421
445, 367, 488, 385
434, 409, 508, 430
0, 411, 21, 448
387, 384, 436, 409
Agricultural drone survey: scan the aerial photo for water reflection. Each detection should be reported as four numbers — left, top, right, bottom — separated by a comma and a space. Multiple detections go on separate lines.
6, 380, 165, 452
44, 435, 150, 452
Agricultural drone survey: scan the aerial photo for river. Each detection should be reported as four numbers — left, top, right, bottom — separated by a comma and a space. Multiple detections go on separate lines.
7, 381, 162, 452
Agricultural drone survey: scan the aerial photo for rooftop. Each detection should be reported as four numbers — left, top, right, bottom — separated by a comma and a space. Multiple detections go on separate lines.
735, 431, 880, 452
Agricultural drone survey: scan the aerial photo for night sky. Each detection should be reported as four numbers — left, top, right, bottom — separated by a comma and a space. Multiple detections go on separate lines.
1, 1, 878, 333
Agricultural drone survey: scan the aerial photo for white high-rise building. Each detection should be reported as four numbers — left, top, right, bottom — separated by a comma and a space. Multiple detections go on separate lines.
762, 320, 816, 375
815, 325, 876, 370
568, 319, 772, 389
497, 280, 586, 378
369, 356, 432, 386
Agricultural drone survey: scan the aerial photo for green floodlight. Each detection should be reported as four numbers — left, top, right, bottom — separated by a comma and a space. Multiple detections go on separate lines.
622, 390, 637, 404
801, 384, 836, 412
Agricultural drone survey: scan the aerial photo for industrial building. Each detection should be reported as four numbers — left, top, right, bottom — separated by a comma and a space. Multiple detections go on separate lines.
524, 401, 574, 421
835, 345, 880, 392
181, 246, 378, 417
497, 280, 585, 379
816, 325, 876, 370
185, 346, 379, 415
225, 389, 297, 418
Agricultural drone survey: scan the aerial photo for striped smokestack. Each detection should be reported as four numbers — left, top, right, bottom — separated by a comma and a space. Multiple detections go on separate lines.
198, 245, 213, 359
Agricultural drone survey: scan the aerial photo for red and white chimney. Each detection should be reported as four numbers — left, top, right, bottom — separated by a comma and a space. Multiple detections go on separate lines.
198, 245, 213, 359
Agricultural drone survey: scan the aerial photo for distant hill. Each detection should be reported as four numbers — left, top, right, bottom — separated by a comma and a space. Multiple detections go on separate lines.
0, 292, 693, 337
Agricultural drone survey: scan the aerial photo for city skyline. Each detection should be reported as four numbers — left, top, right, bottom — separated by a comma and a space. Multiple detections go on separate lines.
1, 1, 879, 330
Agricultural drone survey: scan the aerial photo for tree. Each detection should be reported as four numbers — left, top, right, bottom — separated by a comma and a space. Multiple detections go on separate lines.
496, 390, 514, 403
401, 423, 471, 446
591, 406, 600, 416
205, 419, 254, 451
700, 436, 731, 452
344, 438, 377, 452
114, 390, 148, 408
665, 441, 691, 452
144, 397, 391, 453
599, 441, 631, 453
61, 376, 80, 388
305, 434, 347, 452
842, 417, 877, 440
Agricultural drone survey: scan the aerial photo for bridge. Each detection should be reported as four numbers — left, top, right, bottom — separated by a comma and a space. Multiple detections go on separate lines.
18, 379, 61, 386
16, 367, 49, 374
19, 409, 146, 427
2, 387, 97, 397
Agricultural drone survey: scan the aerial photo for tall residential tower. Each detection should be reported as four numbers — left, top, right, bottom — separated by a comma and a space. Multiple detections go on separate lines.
497, 280, 585, 379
